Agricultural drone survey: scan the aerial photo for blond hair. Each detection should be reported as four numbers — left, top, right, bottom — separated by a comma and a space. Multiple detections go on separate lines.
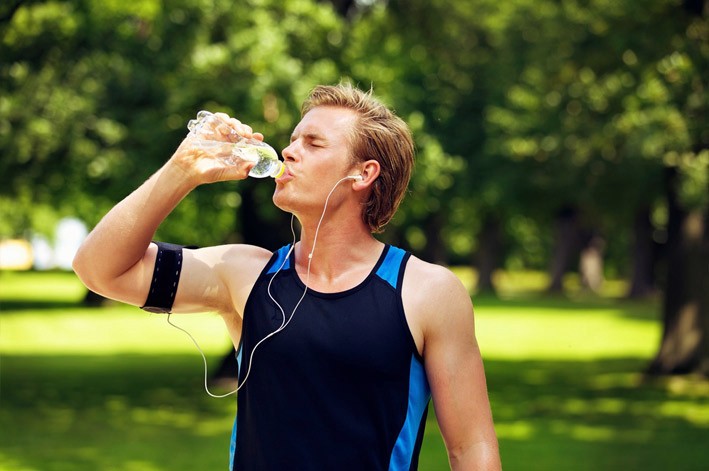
301, 83, 415, 233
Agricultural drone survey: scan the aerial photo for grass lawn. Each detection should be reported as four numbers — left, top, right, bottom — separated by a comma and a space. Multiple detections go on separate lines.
1, 270, 708, 470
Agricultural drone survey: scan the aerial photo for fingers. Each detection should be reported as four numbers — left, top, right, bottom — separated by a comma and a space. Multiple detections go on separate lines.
220, 157, 256, 181
213, 112, 257, 141
173, 110, 267, 185
172, 138, 255, 184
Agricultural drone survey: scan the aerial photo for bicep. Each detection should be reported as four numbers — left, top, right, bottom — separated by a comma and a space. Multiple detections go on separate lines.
425, 319, 494, 449
170, 246, 233, 314
417, 272, 497, 454
174, 244, 272, 315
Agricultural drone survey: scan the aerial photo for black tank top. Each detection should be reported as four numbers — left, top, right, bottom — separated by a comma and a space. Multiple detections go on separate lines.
230, 244, 431, 470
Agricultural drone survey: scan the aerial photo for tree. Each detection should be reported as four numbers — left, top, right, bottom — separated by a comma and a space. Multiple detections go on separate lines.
481, 0, 708, 373
0, 0, 348, 246
648, 168, 708, 375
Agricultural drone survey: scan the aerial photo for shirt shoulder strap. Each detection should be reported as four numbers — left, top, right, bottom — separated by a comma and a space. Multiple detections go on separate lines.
265, 244, 293, 275
375, 245, 411, 292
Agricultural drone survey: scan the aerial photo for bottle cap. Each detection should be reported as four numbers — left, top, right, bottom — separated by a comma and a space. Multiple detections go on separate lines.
272, 162, 286, 178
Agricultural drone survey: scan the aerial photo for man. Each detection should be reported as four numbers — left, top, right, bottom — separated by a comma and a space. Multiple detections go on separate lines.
73, 83, 501, 470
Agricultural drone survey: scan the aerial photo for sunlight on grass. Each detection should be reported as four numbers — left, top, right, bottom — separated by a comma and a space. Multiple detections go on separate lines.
494, 421, 535, 439
0, 457, 34, 471
475, 307, 661, 360
1, 308, 232, 355
0, 270, 85, 302
446, 267, 662, 360
1, 271, 232, 355
450, 267, 632, 299
1, 270, 658, 360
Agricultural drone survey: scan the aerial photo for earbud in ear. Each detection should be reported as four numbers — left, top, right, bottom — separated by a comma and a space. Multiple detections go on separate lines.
348, 175, 363, 181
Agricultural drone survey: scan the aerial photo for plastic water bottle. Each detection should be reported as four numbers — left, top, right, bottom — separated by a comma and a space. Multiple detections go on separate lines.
187, 110, 285, 179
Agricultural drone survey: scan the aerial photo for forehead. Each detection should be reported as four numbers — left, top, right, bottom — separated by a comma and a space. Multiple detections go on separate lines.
293, 106, 358, 140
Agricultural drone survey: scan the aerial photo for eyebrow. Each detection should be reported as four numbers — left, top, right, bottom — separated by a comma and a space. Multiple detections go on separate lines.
291, 131, 327, 142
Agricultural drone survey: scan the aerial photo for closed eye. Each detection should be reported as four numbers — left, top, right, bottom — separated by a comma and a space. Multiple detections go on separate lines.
289, 131, 328, 148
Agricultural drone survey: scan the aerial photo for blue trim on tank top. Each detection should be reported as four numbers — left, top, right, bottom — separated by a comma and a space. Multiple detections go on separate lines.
229, 345, 243, 471
375, 245, 407, 290
266, 245, 292, 274
388, 354, 431, 470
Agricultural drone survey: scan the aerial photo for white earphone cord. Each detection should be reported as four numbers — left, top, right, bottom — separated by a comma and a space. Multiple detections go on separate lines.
165, 175, 359, 398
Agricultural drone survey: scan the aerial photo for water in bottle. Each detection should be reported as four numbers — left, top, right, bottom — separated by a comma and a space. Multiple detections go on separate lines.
187, 110, 285, 179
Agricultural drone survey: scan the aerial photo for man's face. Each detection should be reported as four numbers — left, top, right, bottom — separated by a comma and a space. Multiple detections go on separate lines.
272, 106, 359, 214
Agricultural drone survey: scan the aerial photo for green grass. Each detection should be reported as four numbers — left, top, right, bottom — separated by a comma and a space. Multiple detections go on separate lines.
1, 270, 708, 470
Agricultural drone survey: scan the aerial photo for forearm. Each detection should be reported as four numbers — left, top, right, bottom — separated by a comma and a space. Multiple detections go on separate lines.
72, 160, 196, 292
73, 112, 258, 300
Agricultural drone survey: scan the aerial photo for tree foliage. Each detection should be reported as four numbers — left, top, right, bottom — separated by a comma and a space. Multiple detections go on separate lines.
1, 0, 706, 266
1, 0, 346, 244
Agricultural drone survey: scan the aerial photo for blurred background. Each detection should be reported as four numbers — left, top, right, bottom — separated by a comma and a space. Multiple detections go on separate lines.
1, 0, 707, 469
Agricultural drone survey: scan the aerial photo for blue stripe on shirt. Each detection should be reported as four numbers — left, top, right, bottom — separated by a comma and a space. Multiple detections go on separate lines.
376, 246, 406, 289
388, 355, 431, 470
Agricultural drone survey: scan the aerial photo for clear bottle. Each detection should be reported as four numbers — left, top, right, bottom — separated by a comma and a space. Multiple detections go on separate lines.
186, 110, 285, 179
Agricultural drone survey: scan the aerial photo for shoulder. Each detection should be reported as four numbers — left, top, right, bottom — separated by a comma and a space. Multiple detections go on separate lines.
403, 255, 470, 306
402, 255, 475, 353
220, 243, 275, 265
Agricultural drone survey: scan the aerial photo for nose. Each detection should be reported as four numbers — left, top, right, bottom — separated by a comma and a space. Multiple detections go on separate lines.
281, 140, 299, 162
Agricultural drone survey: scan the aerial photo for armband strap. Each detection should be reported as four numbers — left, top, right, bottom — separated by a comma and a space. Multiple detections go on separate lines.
141, 241, 186, 314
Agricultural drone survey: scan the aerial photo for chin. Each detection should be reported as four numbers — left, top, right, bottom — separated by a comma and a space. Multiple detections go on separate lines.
272, 188, 295, 213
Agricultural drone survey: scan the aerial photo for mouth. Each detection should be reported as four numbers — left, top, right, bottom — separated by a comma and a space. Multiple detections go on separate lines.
275, 166, 294, 184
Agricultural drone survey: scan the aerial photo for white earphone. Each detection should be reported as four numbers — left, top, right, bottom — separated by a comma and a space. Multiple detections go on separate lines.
167, 173, 365, 398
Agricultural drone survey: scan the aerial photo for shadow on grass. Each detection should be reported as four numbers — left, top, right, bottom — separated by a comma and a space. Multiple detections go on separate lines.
2, 354, 708, 471
484, 358, 709, 471
0, 300, 86, 312
472, 292, 661, 323
1, 353, 236, 471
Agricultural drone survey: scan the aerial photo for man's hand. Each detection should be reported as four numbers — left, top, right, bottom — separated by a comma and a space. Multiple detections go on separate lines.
169, 112, 266, 186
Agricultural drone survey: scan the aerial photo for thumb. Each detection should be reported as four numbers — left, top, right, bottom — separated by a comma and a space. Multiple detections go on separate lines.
215, 156, 256, 182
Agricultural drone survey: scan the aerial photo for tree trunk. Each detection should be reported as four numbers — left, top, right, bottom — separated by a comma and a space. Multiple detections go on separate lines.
239, 184, 289, 250
627, 206, 657, 298
547, 207, 581, 293
579, 231, 605, 293
647, 169, 709, 376
422, 212, 447, 265
329, 0, 356, 17
698, 211, 709, 375
476, 216, 501, 294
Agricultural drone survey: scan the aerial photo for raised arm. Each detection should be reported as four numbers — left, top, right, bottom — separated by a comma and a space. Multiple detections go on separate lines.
72, 114, 269, 317
403, 259, 501, 470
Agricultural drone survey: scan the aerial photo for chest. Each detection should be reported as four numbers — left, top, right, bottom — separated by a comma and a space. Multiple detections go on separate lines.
244, 276, 415, 381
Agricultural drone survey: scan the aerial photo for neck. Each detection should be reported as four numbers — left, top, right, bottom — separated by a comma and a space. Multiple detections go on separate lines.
293, 211, 383, 281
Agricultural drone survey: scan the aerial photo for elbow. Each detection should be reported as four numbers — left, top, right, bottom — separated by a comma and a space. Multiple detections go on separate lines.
72, 243, 89, 278
448, 440, 501, 471
72, 247, 103, 294
71, 247, 84, 276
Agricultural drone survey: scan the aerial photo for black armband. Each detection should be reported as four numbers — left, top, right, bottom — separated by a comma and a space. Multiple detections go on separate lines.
141, 241, 187, 314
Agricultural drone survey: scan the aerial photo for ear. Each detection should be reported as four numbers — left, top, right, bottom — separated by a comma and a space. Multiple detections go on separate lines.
352, 160, 380, 190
